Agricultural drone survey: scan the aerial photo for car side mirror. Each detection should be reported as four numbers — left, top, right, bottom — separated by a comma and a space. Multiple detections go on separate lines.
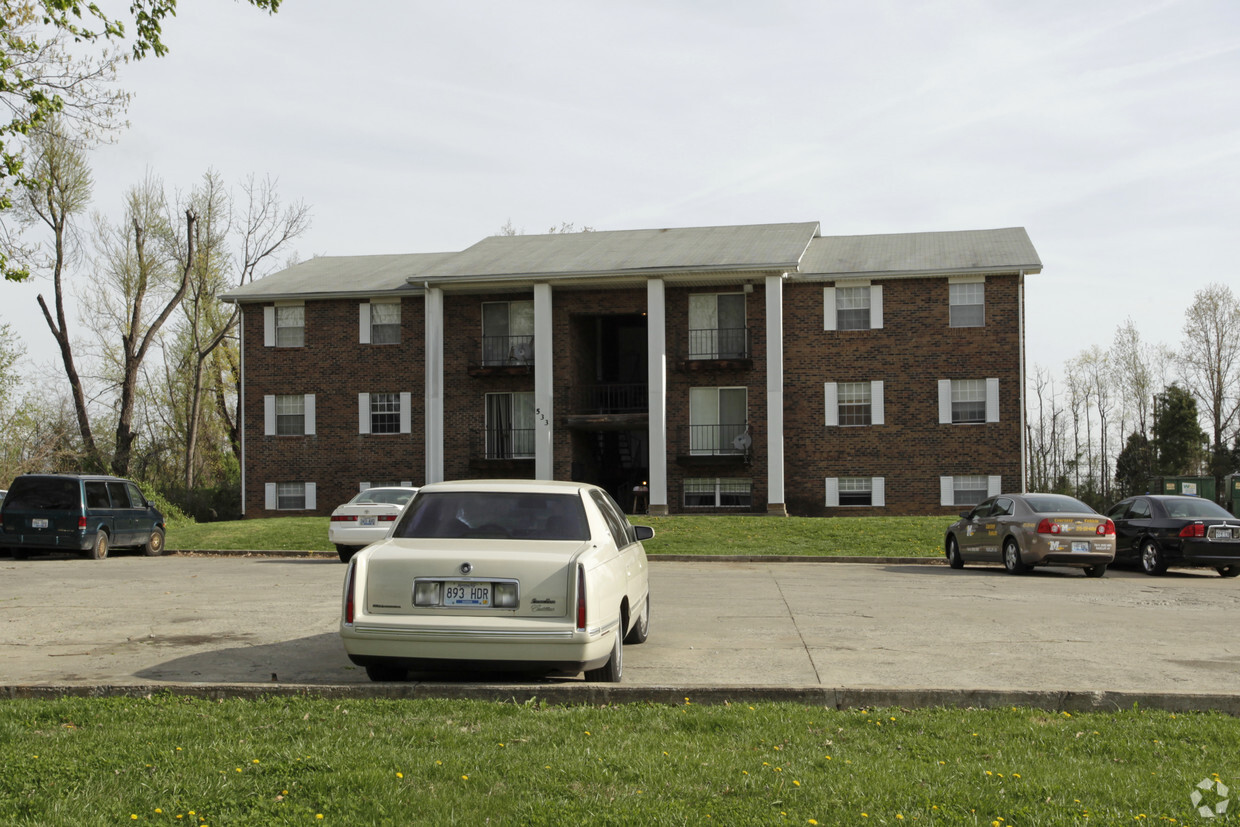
633, 525, 655, 541
959, 511, 971, 520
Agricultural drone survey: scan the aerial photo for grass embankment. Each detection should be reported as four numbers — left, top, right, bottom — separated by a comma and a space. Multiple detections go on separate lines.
2, 696, 1232, 825
167, 515, 952, 558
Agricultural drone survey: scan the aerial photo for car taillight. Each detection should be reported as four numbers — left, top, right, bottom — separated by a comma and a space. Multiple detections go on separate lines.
1097, 519, 1115, 537
1179, 523, 1206, 538
330, 515, 356, 522
1037, 518, 1062, 534
576, 564, 587, 631
379, 515, 397, 522
344, 562, 357, 625
78, 516, 87, 530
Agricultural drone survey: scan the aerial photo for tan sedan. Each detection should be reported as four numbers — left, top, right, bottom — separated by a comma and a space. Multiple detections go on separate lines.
945, 493, 1116, 577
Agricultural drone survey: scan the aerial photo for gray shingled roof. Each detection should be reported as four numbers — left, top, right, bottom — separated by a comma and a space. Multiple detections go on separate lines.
221, 252, 455, 302
798, 227, 1041, 278
416, 222, 822, 282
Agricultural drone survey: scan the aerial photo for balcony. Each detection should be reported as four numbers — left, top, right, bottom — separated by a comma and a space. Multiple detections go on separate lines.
468, 335, 535, 376
679, 327, 753, 371
469, 427, 535, 470
565, 383, 649, 430
676, 423, 753, 465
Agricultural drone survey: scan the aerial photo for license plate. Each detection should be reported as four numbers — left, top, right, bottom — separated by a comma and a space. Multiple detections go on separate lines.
443, 582, 491, 607
1071, 541, 1090, 553
1210, 527, 1234, 540
360, 516, 376, 527
31, 518, 48, 529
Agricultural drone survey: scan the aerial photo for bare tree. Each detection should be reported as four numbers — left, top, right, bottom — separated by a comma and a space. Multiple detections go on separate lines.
1180, 283, 1240, 501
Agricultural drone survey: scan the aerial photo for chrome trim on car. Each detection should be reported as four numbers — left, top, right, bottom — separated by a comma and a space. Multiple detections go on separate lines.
351, 624, 576, 640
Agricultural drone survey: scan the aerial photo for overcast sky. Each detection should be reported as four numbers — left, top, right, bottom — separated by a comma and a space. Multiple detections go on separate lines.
5, 0, 1238, 382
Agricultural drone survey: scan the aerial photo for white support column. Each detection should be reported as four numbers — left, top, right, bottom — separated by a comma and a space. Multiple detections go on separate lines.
238, 307, 246, 515
424, 287, 445, 484
766, 274, 787, 516
647, 278, 669, 515
534, 283, 554, 480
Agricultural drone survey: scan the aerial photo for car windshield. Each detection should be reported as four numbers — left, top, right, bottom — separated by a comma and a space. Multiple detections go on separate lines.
394, 491, 590, 541
3, 477, 79, 510
1023, 494, 1095, 514
1163, 498, 1233, 519
353, 489, 415, 506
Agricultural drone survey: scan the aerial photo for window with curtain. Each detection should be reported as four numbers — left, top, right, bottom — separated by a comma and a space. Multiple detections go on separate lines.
485, 392, 535, 458
482, 300, 534, 365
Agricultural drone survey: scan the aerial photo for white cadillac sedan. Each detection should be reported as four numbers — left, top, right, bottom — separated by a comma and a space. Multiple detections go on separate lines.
339, 479, 652, 683
328, 486, 419, 562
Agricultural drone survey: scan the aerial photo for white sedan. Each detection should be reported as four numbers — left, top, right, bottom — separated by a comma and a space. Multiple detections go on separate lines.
339, 479, 652, 683
328, 486, 418, 562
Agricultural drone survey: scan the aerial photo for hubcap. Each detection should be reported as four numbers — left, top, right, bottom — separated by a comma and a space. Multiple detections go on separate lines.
1142, 545, 1157, 571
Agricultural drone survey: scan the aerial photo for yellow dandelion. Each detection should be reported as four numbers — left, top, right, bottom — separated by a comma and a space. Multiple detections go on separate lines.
1013, 773, 1021, 779
316, 816, 323, 821
826, 755, 832, 760
155, 810, 162, 815
897, 816, 904, 821
396, 772, 403, 779
809, 821, 819, 826
462, 775, 469, 781
793, 780, 801, 787
585, 731, 591, 736
252, 759, 260, 764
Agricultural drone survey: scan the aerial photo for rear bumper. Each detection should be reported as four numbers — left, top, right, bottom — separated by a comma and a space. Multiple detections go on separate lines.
0, 531, 92, 552
1172, 539, 1240, 567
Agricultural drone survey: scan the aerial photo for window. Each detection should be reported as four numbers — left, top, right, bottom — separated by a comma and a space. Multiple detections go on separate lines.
275, 305, 304, 347
684, 478, 752, 508
361, 300, 401, 344
949, 281, 985, 327
276, 394, 305, 435
485, 392, 535, 458
688, 293, 746, 358
482, 300, 534, 365
358, 392, 410, 434
940, 475, 1000, 507
823, 381, 884, 427
265, 481, 317, 511
689, 387, 748, 455
824, 284, 882, 331
825, 477, 886, 507
938, 379, 999, 424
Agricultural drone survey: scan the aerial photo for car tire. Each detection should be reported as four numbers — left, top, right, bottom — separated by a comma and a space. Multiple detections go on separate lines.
336, 544, 359, 563
624, 595, 650, 645
1002, 538, 1028, 574
87, 532, 109, 560
1140, 539, 1168, 575
584, 630, 622, 682
142, 529, 165, 557
365, 662, 407, 682
1084, 563, 1107, 578
946, 536, 964, 569
1216, 566, 1240, 578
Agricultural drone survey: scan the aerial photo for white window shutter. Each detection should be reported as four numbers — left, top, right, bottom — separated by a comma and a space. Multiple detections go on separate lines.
988, 475, 1002, 496
986, 378, 1000, 422
938, 380, 953, 424
358, 393, 371, 434
871, 380, 884, 426
304, 394, 316, 435
823, 287, 837, 331
264, 395, 275, 435
305, 482, 317, 511
870, 284, 883, 330
359, 482, 370, 491
359, 302, 371, 344
872, 477, 886, 507
825, 478, 839, 508
265, 482, 277, 510
824, 383, 838, 426
940, 476, 954, 507
264, 306, 275, 347
400, 391, 412, 434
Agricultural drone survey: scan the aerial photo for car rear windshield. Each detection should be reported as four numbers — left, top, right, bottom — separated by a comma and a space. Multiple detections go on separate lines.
1023, 494, 1095, 514
354, 489, 415, 506
1164, 498, 1233, 519
3, 477, 80, 511
394, 491, 589, 541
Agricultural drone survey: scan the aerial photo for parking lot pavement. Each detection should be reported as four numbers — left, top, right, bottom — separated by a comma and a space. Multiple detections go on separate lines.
2, 554, 1239, 708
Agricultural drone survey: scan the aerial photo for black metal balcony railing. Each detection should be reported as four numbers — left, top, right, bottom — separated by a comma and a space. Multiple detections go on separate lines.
472, 427, 535, 460
686, 327, 750, 360
480, 334, 535, 367
684, 423, 752, 457
573, 383, 648, 414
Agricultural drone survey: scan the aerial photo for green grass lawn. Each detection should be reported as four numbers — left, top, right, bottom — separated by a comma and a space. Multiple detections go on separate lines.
167, 515, 954, 558
2, 696, 1233, 825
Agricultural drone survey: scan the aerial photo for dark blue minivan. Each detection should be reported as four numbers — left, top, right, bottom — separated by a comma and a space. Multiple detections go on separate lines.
0, 474, 166, 560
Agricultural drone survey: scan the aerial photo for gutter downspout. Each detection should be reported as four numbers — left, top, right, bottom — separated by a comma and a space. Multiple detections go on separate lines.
1018, 270, 1027, 492
238, 306, 246, 516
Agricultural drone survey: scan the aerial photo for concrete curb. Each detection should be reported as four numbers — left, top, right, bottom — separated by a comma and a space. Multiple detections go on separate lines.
4, 683, 1238, 715
169, 549, 946, 565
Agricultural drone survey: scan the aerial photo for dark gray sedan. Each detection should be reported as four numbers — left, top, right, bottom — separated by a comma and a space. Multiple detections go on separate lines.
1105, 495, 1240, 577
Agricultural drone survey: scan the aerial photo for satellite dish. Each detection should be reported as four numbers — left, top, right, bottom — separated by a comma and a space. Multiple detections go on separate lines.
511, 341, 533, 363
732, 430, 753, 451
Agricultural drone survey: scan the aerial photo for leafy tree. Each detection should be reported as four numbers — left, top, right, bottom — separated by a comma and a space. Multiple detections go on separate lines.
1180, 283, 1240, 503
1114, 432, 1155, 498
1152, 384, 1206, 476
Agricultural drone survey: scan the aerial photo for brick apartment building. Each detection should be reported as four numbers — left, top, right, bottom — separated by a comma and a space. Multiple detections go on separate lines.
221, 222, 1040, 517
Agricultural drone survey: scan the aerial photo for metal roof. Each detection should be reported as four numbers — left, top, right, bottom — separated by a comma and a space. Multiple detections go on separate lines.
797, 227, 1041, 279
220, 252, 455, 302
415, 222, 822, 283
